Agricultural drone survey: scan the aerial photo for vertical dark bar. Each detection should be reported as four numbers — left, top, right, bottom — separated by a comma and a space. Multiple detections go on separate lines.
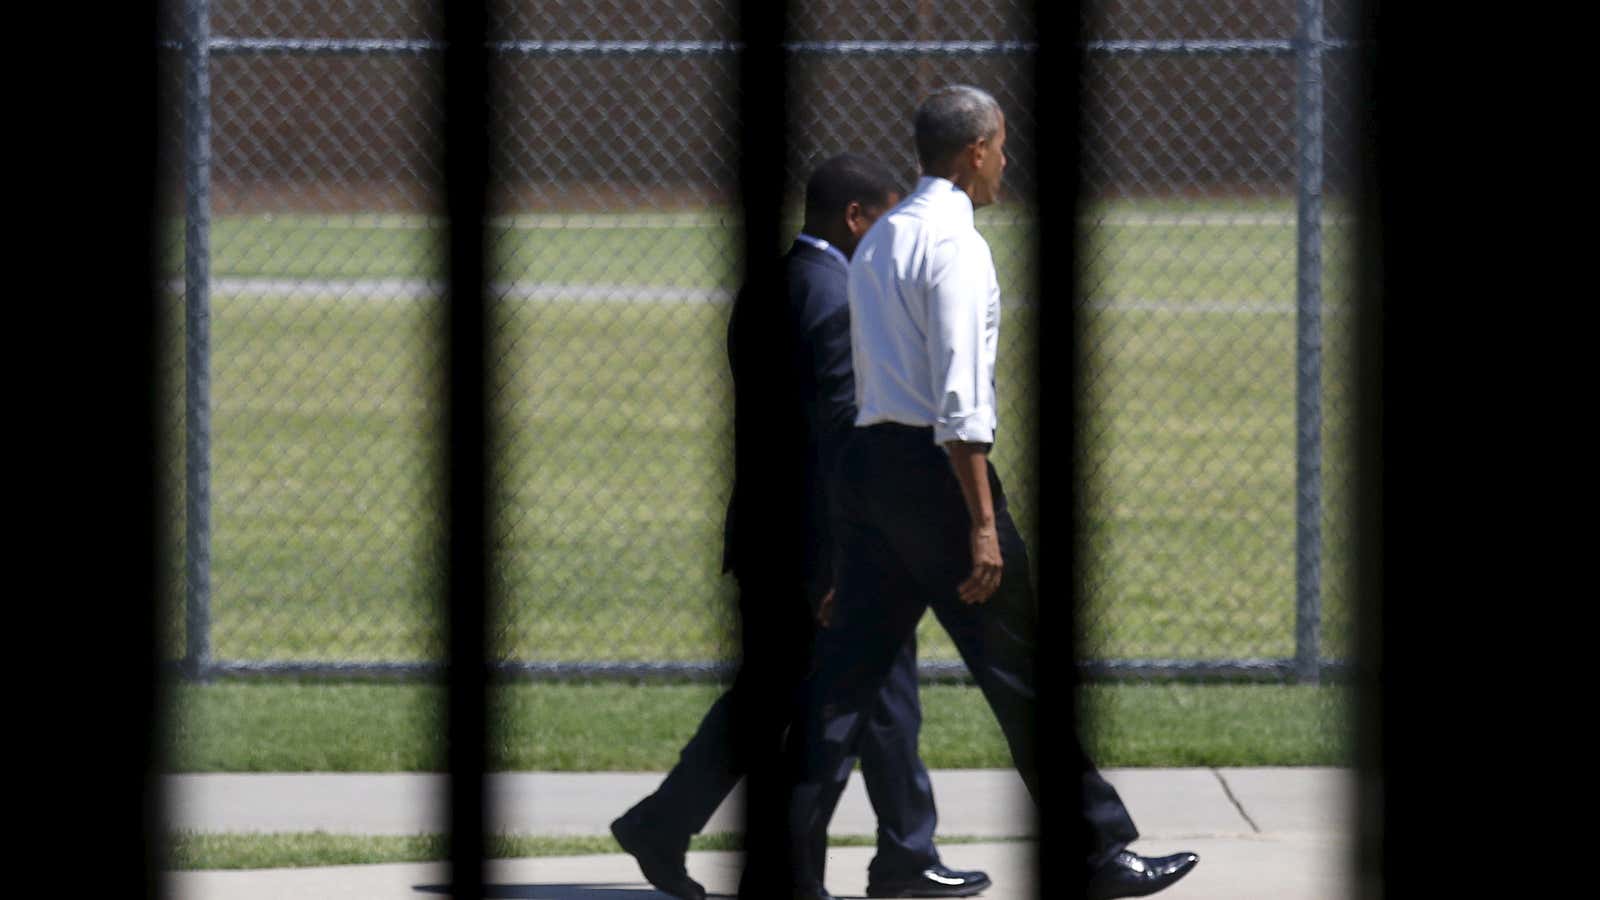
1034, 1, 1087, 896
1352, 0, 1562, 889
444, 0, 490, 897
1355, 1, 1482, 895
115, 3, 163, 895
40, 0, 162, 892
1350, 0, 1383, 890
736, 10, 786, 279
734, 0, 792, 892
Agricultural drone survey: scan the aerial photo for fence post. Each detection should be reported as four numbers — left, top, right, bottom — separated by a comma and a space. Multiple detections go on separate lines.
182, 0, 213, 682
1293, 0, 1325, 684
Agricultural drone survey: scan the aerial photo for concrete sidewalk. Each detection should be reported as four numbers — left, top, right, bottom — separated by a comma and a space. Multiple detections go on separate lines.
165, 768, 1355, 899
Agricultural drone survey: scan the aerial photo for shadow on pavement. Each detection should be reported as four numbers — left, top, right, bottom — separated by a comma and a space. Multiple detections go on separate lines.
413, 884, 684, 898
406, 883, 870, 890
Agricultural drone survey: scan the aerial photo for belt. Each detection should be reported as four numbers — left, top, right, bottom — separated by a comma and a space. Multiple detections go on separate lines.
858, 421, 934, 437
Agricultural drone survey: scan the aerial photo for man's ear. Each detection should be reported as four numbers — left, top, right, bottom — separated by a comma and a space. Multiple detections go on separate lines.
968, 138, 989, 172
844, 200, 869, 238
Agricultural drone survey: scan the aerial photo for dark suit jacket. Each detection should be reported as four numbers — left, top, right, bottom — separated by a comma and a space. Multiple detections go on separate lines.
722, 241, 857, 604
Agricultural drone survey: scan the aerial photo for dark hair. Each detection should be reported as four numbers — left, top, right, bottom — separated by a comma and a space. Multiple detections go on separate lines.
913, 84, 1002, 170
803, 153, 903, 225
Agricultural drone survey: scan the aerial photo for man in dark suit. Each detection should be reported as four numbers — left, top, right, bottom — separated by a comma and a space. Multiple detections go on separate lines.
610, 154, 991, 900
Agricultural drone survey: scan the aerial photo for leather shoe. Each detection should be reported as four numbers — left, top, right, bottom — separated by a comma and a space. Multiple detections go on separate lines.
1086, 850, 1199, 899
609, 813, 707, 900
867, 863, 993, 897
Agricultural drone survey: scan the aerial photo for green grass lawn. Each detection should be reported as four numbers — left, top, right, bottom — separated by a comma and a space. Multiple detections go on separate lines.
157, 201, 1359, 667
167, 829, 1028, 871
165, 681, 1349, 773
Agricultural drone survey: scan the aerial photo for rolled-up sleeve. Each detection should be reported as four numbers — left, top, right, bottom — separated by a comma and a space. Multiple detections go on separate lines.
925, 235, 996, 445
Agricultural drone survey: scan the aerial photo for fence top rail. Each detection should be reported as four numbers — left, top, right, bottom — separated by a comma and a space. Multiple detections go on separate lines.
157, 36, 1360, 57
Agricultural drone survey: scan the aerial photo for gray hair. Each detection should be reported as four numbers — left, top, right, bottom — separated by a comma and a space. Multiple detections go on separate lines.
913, 85, 1002, 170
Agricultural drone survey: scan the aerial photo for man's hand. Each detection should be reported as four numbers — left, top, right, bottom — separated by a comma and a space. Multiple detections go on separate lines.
817, 587, 836, 627
957, 523, 1003, 604
946, 441, 1002, 604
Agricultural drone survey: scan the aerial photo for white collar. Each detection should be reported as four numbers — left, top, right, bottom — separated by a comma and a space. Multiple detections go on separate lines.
911, 176, 976, 228
795, 232, 850, 268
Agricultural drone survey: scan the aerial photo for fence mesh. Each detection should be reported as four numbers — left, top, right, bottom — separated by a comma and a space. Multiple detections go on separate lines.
161, 0, 1358, 680
161, 1, 449, 667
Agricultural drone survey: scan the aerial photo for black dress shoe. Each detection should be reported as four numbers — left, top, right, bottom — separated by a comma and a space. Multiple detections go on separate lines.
867, 864, 993, 897
1085, 850, 1199, 899
609, 813, 707, 900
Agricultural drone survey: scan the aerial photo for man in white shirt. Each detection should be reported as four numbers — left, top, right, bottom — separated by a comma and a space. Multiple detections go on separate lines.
782, 86, 1200, 900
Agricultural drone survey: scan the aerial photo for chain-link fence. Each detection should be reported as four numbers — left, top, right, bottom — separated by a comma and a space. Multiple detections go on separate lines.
161, 0, 1358, 682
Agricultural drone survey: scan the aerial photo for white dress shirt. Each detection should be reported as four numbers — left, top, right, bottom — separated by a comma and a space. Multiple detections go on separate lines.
846, 175, 1000, 446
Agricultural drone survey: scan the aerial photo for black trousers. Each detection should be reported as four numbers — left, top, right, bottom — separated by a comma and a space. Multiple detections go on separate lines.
786, 423, 1139, 889
621, 576, 941, 880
